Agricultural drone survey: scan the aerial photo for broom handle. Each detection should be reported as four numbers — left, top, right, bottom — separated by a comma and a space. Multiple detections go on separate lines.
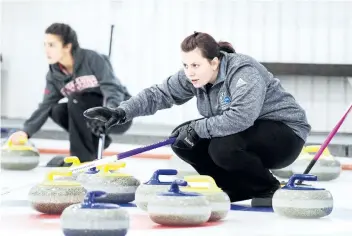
297, 103, 352, 184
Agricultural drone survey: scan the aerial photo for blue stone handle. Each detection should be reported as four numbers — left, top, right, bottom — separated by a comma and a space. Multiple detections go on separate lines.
146, 169, 188, 186
148, 169, 177, 184
82, 191, 106, 208
168, 180, 188, 193
286, 174, 317, 188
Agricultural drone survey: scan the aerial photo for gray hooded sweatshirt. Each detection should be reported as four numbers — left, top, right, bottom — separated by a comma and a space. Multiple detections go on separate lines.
119, 51, 311, 141
23, 48, 131, 137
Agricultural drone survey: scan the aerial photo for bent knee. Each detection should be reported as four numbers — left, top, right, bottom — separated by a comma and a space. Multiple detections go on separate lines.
49, 103, 67, 121
171, 145, 199, 165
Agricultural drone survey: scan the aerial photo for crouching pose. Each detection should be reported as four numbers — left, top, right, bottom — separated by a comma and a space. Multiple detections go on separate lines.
9, 23, 132, 165
84, 32, 311, 207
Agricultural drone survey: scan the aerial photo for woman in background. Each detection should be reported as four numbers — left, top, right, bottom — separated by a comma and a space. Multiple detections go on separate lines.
9, 23, 132, 165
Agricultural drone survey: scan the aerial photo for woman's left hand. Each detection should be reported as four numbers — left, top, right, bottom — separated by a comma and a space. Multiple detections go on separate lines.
170, 121, 200, 149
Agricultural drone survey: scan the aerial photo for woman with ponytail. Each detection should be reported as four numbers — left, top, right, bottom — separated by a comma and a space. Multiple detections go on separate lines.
84, 31, 311, 207
9, 23, 132, 166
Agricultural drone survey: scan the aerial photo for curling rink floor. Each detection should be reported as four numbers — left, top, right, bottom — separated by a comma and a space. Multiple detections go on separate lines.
1, 138, 352, 236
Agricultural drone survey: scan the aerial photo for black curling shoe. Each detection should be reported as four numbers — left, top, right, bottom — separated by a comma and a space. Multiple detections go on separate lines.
251, 183, 281, 207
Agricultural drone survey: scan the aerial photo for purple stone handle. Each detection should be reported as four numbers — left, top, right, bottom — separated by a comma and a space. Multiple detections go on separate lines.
117, 137, 176, 160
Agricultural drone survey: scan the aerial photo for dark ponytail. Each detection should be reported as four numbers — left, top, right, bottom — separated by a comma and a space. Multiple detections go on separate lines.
218, 41, 236, 53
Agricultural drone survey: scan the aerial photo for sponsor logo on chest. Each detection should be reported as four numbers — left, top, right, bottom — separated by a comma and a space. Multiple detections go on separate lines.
219, 91, 231, 110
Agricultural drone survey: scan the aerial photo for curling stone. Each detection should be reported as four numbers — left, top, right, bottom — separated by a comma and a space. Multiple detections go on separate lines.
147, 180, 211, 226
292, 145, 341, 181
61, 191, 129, 236
180, 175, 230, 222
76, 162, 140, 204
1, 136, 40, 170
135, 169, 187, 211
28, 170, 86, 214
272, 174, 333, 218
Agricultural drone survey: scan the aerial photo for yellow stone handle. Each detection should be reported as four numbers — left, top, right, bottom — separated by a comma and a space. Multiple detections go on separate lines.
6, 135, 28, 146
97, 162, 127, 173
183, 175, 219, 190
2, 135, 32, 151
64, 156, 81, 166
46, 170, 73, 181
303, 145, 331, 156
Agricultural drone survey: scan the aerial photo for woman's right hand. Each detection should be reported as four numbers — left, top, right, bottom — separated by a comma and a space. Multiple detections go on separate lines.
9, 131, 28, 145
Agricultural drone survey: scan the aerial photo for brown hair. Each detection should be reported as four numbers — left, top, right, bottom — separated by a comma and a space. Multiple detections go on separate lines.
181, 31, 235, 60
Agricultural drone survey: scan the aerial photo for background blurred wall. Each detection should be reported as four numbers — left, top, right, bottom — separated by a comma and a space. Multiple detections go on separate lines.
1, 0, 352, 133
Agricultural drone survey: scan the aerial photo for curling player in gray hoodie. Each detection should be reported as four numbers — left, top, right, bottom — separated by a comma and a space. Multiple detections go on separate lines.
84, 31, 311, 207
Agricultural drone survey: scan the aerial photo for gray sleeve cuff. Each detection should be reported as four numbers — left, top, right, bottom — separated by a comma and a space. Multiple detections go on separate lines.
118, 101, 134, 121
194, 119, 211, 139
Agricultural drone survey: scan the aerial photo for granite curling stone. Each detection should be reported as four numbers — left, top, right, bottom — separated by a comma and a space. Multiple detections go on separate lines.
181, 175, 230, 222
28, 170, 86, 214
1, 136, 40, 170
292, 145, 341, 181
135, 169, 187, 211
76, 162, 140, 204
61, 191, 129, 236
54, 156, 82, 181
147, 180, 211, 226
272, 174, 333, 219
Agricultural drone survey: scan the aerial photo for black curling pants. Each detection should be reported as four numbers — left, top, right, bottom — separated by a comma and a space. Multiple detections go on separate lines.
171, 119, 305, 202
49, 93, 132, 163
